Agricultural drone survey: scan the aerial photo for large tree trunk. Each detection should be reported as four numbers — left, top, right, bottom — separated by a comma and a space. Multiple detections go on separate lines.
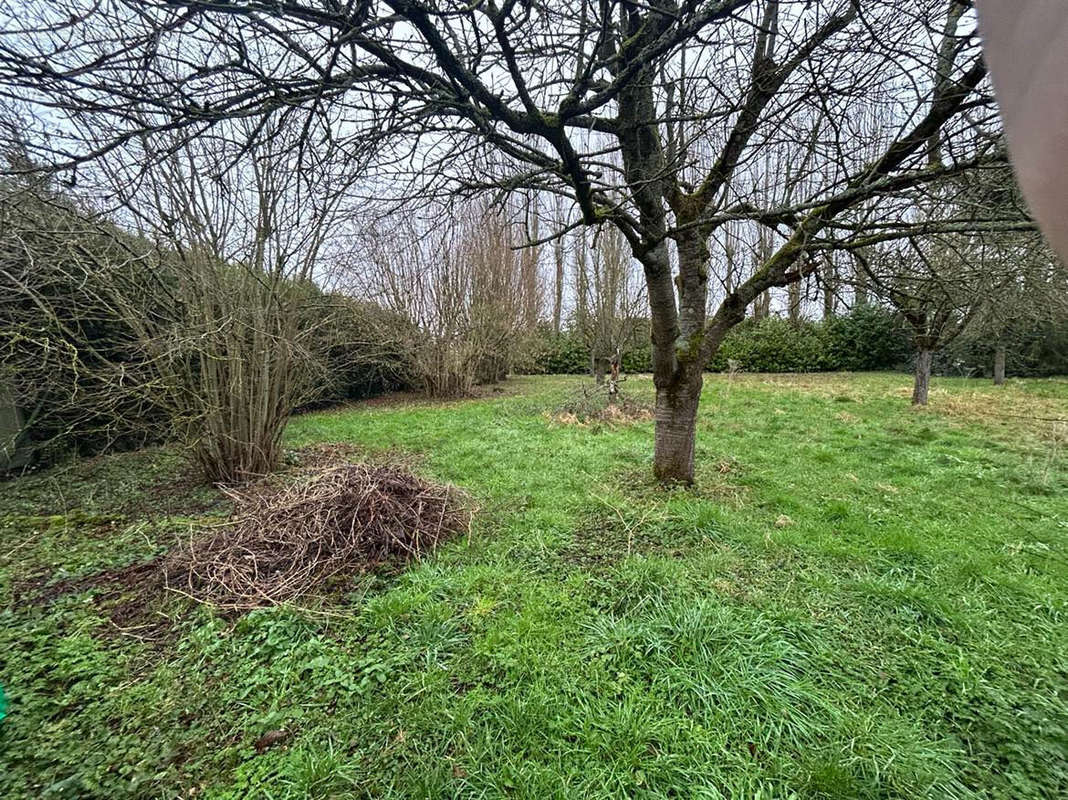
617, 61, 710, 484
654, 376, 702, 482
993, 343, 1006, 386
649, 230, 710, 483
912, 348, 932, 405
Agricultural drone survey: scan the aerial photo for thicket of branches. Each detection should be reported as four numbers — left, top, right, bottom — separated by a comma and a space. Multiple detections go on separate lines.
0, 120, 409, 479
356, 200, 533, 398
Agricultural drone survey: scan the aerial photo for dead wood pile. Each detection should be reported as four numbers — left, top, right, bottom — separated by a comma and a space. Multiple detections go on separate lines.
166, 464, 469, 610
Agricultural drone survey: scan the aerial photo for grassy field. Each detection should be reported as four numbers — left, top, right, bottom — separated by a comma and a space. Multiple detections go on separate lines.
1, 373, 1066, 799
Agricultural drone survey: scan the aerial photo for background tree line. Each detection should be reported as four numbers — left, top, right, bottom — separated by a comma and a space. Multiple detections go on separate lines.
4, 144, 1064, 478
1, 1, 1066, 484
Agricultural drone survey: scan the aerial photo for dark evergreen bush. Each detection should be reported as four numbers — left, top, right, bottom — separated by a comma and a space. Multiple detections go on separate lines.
516, 306, 916, 376
941, 318, 1068, 378
708, 318, 833, 373
301, 294, 417, 407
823, 305, 913, 372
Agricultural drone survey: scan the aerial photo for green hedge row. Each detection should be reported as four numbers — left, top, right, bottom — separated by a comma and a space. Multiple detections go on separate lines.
940, 318, 1068, 378
518, 306, 914, 376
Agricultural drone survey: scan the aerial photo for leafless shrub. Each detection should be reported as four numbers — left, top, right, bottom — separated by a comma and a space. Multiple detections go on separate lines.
1, 116, 367, 480
357, 200, 529, 398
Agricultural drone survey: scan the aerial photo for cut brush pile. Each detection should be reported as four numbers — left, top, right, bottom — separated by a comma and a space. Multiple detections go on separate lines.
165, 463, 470, 610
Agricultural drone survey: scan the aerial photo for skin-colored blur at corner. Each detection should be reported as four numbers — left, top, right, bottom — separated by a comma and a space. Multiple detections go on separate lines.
978, 0, 1068, 262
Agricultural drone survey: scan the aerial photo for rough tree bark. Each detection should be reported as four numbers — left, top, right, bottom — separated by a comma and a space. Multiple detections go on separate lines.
913, 348, 933, 405
646, 229, 713, 482
993, 342, 1006, 385
653, 373, 702, 482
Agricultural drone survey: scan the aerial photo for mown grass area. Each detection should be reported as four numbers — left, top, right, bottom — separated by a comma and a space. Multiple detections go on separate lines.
1, 373, 1066, 799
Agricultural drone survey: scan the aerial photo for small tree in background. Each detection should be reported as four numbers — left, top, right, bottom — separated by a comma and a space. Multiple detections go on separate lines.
573, 226, 647, 385
857, 240, 985, 405
955, 173, 1068, 385
360, 201, 527, 398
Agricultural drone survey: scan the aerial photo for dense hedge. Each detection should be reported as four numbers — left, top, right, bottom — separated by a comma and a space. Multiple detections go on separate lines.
516, 306, 915, 376
517, 307, 1067, 379
511, 325, 588, 375
940, 318, 1068, 378
4, 277, 416, 468
512, 322, 652, 376
300, 294, 417, 408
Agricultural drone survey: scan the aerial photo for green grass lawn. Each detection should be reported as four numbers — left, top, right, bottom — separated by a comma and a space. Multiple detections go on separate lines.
1, 373, 1066, 799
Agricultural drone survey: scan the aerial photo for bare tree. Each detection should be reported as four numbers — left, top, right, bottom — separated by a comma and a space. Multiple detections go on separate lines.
0, 0, 1013, 482
360, 201, 525, 397
856, 239, 982, 405
573, 225, 648, 384
519, 197, 545, 331
969, 238, 1066, 386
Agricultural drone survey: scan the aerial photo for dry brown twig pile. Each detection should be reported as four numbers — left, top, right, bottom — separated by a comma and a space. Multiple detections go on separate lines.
164, 464, 470, 610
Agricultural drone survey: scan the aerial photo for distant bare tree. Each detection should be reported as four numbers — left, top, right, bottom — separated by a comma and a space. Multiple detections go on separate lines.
573, 225, 648, 383
550, 197, 570, 336
518, 197, 545, 332
842, 159, 1044, 404
360, 201, 525, 397
856, 240, 981, 405
966, 231, 1067, 386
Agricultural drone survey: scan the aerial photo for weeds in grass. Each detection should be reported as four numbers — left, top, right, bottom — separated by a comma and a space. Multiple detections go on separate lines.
548, 384, 653, 427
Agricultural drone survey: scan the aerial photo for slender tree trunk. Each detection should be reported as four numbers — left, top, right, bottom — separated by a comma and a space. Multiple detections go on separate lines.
751, 290, 770, 319
853, 251, 869, 307
912, 348, 932, 405
552, 235, 564, 335
822, 255, 836, 319
788, 280, 802, 322
993, 343, 1006, 386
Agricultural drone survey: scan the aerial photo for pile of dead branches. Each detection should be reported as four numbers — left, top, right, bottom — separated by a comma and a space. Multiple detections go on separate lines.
165, 464, 469, 610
